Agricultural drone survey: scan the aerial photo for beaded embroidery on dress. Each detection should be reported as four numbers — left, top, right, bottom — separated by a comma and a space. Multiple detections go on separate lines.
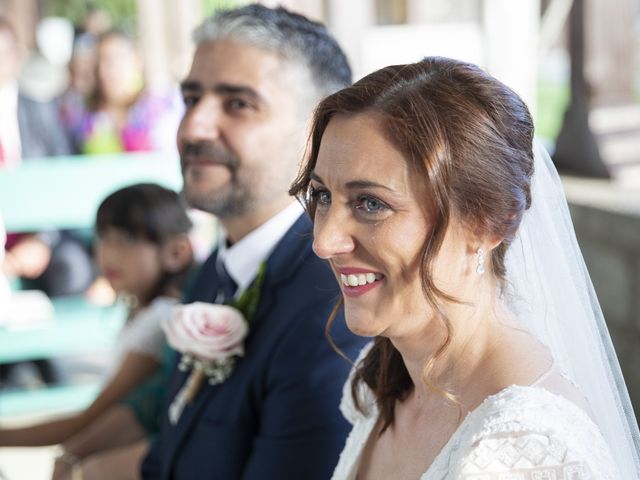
331, 349, 616, 480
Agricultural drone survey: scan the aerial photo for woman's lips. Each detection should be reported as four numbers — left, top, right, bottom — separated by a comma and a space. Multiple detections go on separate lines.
336, 268, 384, 298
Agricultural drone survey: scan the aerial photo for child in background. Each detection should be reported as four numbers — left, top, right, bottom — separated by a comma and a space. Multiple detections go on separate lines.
0, 183, 193, 479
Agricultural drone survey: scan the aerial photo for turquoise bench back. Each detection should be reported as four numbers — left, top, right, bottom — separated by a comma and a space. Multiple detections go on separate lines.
0, 152, 183, 232
0, 152, 183, 418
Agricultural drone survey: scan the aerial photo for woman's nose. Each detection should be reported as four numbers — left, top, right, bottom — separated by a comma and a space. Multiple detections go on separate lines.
312, 209, 356, 259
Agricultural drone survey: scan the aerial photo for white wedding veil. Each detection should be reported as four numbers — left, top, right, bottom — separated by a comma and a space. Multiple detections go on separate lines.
504, 140, 640, 475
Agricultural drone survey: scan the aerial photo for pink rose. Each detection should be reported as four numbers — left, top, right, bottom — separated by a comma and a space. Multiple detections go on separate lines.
162, 302, 249, 362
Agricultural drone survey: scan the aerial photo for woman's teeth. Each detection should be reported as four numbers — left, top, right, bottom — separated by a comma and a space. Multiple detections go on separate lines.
340, 273, 382, 287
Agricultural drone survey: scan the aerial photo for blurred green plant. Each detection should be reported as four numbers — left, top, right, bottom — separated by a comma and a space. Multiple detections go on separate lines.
44, 1, 137, 32
43, 0, 240, 35
202, 0, 240, 16
536, 79, 570, 143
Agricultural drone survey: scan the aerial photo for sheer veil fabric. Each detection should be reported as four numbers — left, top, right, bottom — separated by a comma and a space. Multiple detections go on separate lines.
504, 140, 640, 476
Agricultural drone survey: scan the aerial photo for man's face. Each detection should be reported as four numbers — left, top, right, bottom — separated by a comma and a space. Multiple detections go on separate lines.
178, 40, 310, 220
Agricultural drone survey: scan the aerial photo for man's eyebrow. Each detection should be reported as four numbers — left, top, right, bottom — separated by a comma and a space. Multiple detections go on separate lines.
213, 83, 260, 101
180, 80, 260, 102
180, 80, 202, 92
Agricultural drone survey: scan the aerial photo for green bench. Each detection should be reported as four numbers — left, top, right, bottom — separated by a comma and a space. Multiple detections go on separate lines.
0, 151, 182, 232
0, 152, 182, 417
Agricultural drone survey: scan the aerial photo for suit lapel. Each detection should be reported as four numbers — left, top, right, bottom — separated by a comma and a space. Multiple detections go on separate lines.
183, 249, 221, 304
163, 215, 314, 470
251, 215, 313, 323
164, 368, 226, 468
164, 251, 226, 467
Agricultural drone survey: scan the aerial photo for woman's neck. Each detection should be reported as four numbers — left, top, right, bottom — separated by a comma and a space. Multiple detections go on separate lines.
390, 286, 510, 408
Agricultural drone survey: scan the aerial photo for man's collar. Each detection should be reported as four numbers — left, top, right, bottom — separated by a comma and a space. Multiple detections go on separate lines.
217, 201, 305, 294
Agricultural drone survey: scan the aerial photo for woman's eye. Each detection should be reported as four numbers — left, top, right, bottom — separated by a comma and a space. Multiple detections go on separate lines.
356, 195, 387, 214
318, 190, 331, 205
310, 187, 331, 206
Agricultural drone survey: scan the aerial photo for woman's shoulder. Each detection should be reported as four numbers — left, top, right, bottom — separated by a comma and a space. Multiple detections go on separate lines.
445, 386, 617, 479
462, 385, 601, 437
339, 342, 377, 425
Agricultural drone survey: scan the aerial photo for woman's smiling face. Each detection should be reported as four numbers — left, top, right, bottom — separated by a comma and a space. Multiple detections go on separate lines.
310, 113, 444, 338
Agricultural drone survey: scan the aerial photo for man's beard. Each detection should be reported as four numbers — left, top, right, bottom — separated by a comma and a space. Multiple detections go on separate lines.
180, 141, 254, 218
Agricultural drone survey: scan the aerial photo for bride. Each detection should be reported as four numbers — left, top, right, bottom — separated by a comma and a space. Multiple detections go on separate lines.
290, 57, 640, 478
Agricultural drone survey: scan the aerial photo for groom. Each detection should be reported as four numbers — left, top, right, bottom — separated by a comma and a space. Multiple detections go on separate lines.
142, 5, 366, 479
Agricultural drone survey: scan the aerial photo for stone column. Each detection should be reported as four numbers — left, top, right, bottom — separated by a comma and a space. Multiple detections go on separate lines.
137, 0, 203, 88
259, 0, 324, 21
0, 0, 38, 50
136, 0, 171, 90
581, 0, 637, 177
553, 0, 609, 177
326, 0, 375, 78
483, 0, 540, 117
585, 0, 635, 106
407, 0, 479, 24
407, 0, 438, 23
165, 0, 203, 82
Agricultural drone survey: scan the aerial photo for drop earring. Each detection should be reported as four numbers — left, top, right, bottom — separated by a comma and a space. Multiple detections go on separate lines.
476, 247, 485, 275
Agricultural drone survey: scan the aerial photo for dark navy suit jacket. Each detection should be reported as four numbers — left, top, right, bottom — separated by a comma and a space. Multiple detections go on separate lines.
142, 214, 368, 479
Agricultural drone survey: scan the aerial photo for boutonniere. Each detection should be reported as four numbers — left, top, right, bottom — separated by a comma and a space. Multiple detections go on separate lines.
163, 262, 266, 425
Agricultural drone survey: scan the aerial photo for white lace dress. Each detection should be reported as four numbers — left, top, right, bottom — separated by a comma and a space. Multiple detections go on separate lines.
332, 364, 617, 479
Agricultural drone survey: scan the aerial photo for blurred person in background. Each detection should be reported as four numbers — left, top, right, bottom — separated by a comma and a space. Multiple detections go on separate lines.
0, 16, 92, 298
82, 4, 112, 38
0, 16, 94, 387
58, 32, 97, 152
0, 183, 194, 480
0, 17, 72, 163
57, 2, 110, 138
67, 30, 182, 155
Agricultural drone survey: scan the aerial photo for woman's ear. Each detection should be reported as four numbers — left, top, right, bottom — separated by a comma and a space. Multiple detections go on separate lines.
484, 235, 503, 252
465, 233, 504, 261
160, 234, 193, 273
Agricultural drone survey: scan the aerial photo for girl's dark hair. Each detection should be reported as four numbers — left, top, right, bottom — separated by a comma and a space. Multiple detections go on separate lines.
290, 57, 534, 432
96, 183, 192, 305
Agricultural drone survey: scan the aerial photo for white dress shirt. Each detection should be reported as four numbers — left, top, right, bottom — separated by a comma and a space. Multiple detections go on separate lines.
217, 201, 305, 297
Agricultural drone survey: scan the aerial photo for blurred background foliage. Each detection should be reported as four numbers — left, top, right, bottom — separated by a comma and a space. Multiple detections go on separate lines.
43, 0, 241, 36
45, 0, 136, 31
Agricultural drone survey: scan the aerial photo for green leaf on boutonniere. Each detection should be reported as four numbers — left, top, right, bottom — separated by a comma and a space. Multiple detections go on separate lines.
167, 262, 268, 425
227, 261, 267, 323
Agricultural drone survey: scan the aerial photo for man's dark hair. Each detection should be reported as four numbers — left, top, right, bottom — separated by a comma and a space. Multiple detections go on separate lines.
194, 4, 352, 100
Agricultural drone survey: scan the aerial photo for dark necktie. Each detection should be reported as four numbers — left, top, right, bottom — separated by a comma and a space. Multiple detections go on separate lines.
215, 262, 237, 304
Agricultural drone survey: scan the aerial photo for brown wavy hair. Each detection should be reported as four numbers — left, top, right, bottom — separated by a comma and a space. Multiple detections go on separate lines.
290, 57, 534, 432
